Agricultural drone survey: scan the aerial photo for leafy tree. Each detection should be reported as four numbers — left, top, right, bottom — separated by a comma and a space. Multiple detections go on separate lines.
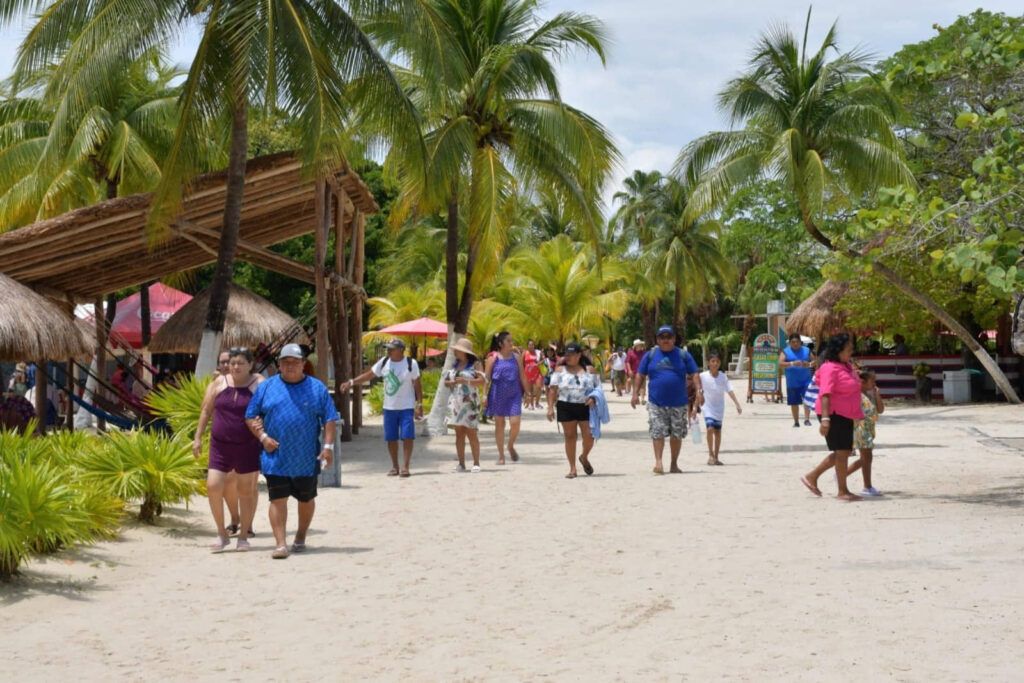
676, 11, 1020, 402
500, 235, 630, 345
611, 169, 667, 343
373, 0, 619, 337
651, 178, 736, 335
0, 52, 183, 231
2, 0, 419, 372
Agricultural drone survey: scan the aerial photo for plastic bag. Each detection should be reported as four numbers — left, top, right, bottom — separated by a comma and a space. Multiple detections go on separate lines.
690, 416, 702, 444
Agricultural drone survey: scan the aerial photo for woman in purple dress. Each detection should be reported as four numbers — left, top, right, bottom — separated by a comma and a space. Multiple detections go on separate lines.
194, 348, 264, 552
485, 331, 529, 465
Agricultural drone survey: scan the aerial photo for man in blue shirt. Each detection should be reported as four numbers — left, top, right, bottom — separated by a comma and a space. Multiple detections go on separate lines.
631, 326, 701, 474
779, 333, 814, 427
246, 344, 338, 559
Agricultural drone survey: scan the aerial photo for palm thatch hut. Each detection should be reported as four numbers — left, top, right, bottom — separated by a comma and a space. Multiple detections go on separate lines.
785, 280, 851, 341
150, 283, 309, 353
0, 273, 91, 362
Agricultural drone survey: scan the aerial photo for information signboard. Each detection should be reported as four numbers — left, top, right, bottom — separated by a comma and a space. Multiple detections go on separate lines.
747, 333, 781, 401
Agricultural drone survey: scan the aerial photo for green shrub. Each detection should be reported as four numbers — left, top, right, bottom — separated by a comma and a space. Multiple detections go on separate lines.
80, 431, 205, 523
0, 428, 121, 579
366, 369, 440, 415
147, 374, 211, 437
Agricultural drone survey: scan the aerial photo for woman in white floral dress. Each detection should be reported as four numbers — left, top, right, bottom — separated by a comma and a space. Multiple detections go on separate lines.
445, 338, 486, 472
546, 341, 599, 479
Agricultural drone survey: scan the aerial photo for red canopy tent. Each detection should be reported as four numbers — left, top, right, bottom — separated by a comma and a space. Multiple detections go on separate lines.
111, 283, 192, 348
377, 317, 448, 337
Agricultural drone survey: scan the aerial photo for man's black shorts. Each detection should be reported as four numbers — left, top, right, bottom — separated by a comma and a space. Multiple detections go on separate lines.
264, 474, 318, 502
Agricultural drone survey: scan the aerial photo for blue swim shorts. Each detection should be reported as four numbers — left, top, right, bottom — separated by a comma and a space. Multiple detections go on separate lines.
786, 384, 809, 406
704, 417, 723, 430
383, 408, 416, 442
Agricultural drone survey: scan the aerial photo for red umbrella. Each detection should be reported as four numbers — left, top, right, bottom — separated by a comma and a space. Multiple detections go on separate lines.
377, 317, 448, 337
111, 283, 192, 349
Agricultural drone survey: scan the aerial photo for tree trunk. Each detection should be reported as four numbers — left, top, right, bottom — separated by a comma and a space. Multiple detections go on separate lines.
428, 189, 461, 436
454, 233, 479, 334
140, 282, 152, 347
445, 189, 460, 327
799, 213, 1021, 404
196, 95, 248, 376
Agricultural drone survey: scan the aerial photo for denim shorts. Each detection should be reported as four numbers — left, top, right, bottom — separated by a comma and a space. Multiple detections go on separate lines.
704, 417, 723, 430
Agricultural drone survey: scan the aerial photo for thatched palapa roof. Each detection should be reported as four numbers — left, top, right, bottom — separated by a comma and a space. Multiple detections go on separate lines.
0, 152, 378, 301
785, 280, 851, 341
150, 283, 309, 353
0, 273, 91, 361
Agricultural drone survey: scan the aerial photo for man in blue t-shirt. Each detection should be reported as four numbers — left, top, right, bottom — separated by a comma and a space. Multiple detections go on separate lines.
246, 344, 338, 559
779, 333, 814, 428
631, 325, 701, 474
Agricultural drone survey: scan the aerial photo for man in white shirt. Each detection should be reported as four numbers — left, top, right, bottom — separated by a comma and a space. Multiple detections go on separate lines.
342, 339, 423, 477
609, 346, 627, 396
698, 352, 742, 466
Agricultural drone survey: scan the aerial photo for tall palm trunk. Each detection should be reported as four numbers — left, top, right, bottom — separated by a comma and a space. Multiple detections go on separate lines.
427, 189, 461, 436
673, 283, 686, 340
196, 95, 248, 375
799, 213, 1021, 404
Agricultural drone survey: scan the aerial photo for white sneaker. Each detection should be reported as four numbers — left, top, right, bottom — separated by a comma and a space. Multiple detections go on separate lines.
861, 487, 882, 497
471, 465, 481, 473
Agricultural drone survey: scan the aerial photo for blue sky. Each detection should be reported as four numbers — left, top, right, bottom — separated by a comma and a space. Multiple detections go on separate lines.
2, 1, 1021, 195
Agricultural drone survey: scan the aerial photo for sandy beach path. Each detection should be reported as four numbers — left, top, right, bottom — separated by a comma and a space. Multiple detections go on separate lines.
3, 392, 1023, 681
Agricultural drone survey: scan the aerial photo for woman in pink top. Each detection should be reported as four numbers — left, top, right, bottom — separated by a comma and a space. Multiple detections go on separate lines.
800, 334, 864, 501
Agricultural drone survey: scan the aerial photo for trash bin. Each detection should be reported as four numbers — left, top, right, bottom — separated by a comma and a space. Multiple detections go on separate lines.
942, 370, 972, 404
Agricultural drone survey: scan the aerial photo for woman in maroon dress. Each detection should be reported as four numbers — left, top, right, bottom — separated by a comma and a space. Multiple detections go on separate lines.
195, 348, 264, 552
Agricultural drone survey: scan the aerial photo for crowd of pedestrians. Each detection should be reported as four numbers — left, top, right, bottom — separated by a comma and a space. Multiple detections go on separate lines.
191, 327, 889, 557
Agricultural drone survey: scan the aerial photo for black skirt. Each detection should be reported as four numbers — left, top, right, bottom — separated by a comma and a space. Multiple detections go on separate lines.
818, 413, 854, 451
556, 400, 589, 423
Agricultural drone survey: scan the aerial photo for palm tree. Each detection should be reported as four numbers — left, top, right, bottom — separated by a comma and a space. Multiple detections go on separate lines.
611, 169, 667, 343
675, 11, 1020, 402
503, 235, 630, 345
373, 0, 619, 336
0, 53, 182, 231
4, 0, 420, 373
650, 178, 736, 337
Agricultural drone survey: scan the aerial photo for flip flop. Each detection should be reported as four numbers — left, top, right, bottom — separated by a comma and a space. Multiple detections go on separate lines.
565, 473, 577, 479
800, 476, 822, 497
399, 470, 411, 478
290, 542, 307, 553
226, 523, 240, 537
579, 456, 594, 476
387, 469, 399, 476
509, 446, 519, 462
653, 466, 664, 475
271, 546, 289, 559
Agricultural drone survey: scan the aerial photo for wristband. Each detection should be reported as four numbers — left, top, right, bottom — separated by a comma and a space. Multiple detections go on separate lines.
322, 444, 335, 451
259, 432, 268, 441
820, 418, 831, 423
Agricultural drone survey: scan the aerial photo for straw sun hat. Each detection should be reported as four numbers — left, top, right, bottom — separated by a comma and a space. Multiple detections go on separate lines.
451, 337, 477, 358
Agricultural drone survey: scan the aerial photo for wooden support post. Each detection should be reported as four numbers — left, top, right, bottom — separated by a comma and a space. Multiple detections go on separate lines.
332, 190, 352, 441
351, 210, 366, 432
34, 359, 47, 434
94, 297, 108, 432
65, 358, 75, 430
314, 179, 330, 382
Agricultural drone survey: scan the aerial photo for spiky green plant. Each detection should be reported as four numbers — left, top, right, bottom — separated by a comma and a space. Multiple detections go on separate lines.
80, 431, 204, 523
0, 428, 121, 579
146, 374, 211, 437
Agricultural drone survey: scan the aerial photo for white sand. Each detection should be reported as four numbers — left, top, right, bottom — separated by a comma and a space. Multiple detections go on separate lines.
2, 393, 1023, 681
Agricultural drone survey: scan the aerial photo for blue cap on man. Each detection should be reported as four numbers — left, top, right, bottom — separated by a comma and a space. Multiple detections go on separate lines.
656, 325, 675, 337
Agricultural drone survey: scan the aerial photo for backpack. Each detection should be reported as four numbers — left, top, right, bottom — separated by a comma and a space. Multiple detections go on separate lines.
374, 356, 414, 374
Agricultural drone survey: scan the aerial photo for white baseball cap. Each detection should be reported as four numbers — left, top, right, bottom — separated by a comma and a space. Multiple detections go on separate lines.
279, 343, 304, 360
